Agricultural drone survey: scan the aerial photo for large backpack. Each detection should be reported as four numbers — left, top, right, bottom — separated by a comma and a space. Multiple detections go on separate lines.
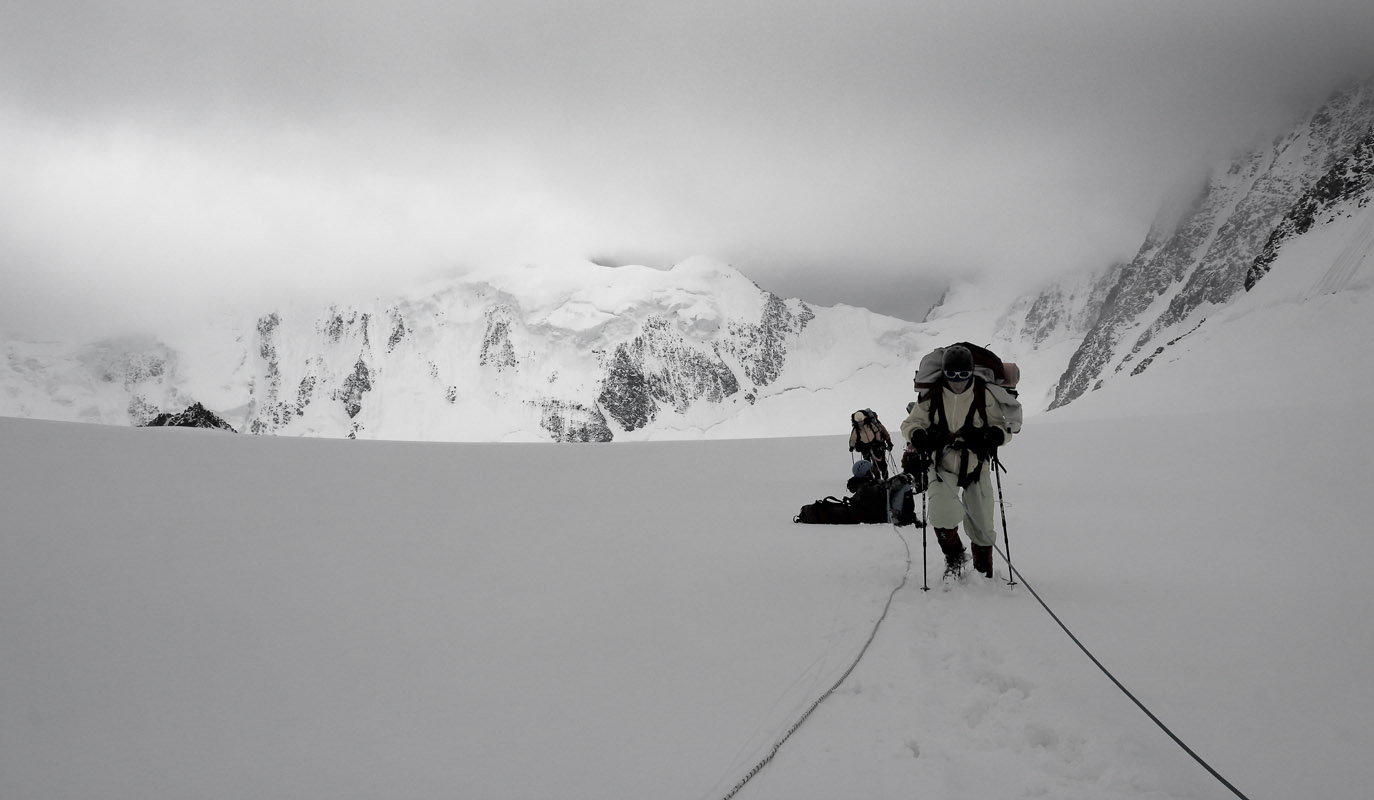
884, 478, 922, 527
794, 479, 921, 526
913, 342, 1023, 434
850, 408, 886, 442
794, 496, 867, 524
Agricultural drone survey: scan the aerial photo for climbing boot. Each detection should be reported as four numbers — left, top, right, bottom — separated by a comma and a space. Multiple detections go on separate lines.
935, 528, 967, 575
971, 544, 994, 578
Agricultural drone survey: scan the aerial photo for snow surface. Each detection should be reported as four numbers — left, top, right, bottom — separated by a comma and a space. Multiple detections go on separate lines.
4, 213, 1374, 799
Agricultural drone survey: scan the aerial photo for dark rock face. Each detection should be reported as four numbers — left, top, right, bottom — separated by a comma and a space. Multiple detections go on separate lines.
537, 399, 613, 442
1137, 92, 1374, 356
338, 358, 372, 419
595, 311, 767, 432
1051, 169, 1246, 408
1051, 84, 1374, 409
1247, 126, 1374, 290
597, 342, 655, 431
480, 308, 518, 371
252, 307, 380, 433
641, 317, 740, 410
250, 313, 293, 433
1016, 266, 1119, 347
593, 296, 812, 433
325, 311, 347, 343
724, 294, 814, 387
144, 402, 237, 432
296, 375, 317, 416
386, 310, 409, 353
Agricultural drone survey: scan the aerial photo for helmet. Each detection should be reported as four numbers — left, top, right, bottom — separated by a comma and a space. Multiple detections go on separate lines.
852, 410, 867, 424
852, 459, 874, 479
942, 345, 974, 373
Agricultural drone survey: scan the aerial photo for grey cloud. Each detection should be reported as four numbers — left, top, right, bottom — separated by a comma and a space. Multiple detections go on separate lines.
3, 1, 1374, 337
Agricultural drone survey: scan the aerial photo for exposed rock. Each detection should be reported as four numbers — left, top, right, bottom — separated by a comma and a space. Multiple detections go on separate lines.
723, 295, 813, 387
296, 375, 317, 416
144, 402, 237, 432
1247, 126, 1374, 289
324, 310, 347, 343
338, 358, 372, 419
386, 309, 408, 353
598, 342, 654, 431
1005, 266, 1119, 347
1052, 83, 1374, 409
250, 313, 295, 433
128, 395, 161, 426
537, 399, 614, 442
480, 308, 519, 371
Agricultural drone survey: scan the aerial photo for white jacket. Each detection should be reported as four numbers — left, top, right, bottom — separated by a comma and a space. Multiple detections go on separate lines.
900, 380, 1012, 477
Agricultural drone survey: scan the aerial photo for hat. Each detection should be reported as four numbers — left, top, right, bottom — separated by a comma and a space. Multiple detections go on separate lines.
852, 459, 874, 479
942, 345, 974, 373
852, 410, 867, 424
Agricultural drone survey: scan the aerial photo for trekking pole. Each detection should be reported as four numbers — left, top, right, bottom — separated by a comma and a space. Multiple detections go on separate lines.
993, 456, 1015, 587
919, 455, 930, 591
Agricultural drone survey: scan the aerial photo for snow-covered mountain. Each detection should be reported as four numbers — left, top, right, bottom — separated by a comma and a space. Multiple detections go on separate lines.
1051, 81, 1374, 408
8, 81, 1374, 443
2, 257, 937, 442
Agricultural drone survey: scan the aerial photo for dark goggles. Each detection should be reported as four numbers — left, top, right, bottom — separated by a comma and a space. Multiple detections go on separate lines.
944, 369, 973, 381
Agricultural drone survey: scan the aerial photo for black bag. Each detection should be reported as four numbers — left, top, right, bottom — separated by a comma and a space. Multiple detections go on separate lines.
795, 482, 906, 525
795, 496, 866, 524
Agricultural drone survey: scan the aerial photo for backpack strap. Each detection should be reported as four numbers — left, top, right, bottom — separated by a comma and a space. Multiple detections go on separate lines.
963, 377, 989, 430
929, 384, 948, 435
953, 379, 991, 488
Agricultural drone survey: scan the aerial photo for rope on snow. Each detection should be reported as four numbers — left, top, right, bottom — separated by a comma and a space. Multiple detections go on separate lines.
948, 466, 1255, 800
717, 521, 912, 800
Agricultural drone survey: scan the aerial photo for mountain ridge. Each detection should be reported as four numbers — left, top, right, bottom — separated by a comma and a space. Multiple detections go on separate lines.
8, 83, 1374, 440
1051, 81, 1374, 408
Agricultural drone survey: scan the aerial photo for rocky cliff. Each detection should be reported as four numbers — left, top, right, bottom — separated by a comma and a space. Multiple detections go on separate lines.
1052, 83, 1374, 408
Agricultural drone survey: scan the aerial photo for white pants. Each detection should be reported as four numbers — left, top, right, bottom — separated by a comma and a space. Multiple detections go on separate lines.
925, 463, 997, 547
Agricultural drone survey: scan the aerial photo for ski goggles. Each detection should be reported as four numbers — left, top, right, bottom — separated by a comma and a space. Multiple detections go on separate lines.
944, 369, 973, 381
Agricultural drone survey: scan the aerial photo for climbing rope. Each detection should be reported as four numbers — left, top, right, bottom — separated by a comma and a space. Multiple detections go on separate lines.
717, 520, 912, 800
725, 454, 1252, 800
991, 549, 1253, 800
941, 467, 1255, 800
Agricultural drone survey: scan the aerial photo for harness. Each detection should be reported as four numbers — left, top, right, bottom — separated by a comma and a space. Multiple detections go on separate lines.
927, 377, 990, 488
851, 415, 887, 453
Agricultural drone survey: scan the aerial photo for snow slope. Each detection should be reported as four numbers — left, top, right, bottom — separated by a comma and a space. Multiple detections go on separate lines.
3, 209, 1373, 798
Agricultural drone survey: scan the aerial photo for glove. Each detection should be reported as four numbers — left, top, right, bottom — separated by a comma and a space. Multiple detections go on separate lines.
968, 426, 1004, 456
909, 428, 948, 453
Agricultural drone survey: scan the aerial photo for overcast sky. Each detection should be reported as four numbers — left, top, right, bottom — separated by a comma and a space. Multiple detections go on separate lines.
3, 0, 1374, 339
